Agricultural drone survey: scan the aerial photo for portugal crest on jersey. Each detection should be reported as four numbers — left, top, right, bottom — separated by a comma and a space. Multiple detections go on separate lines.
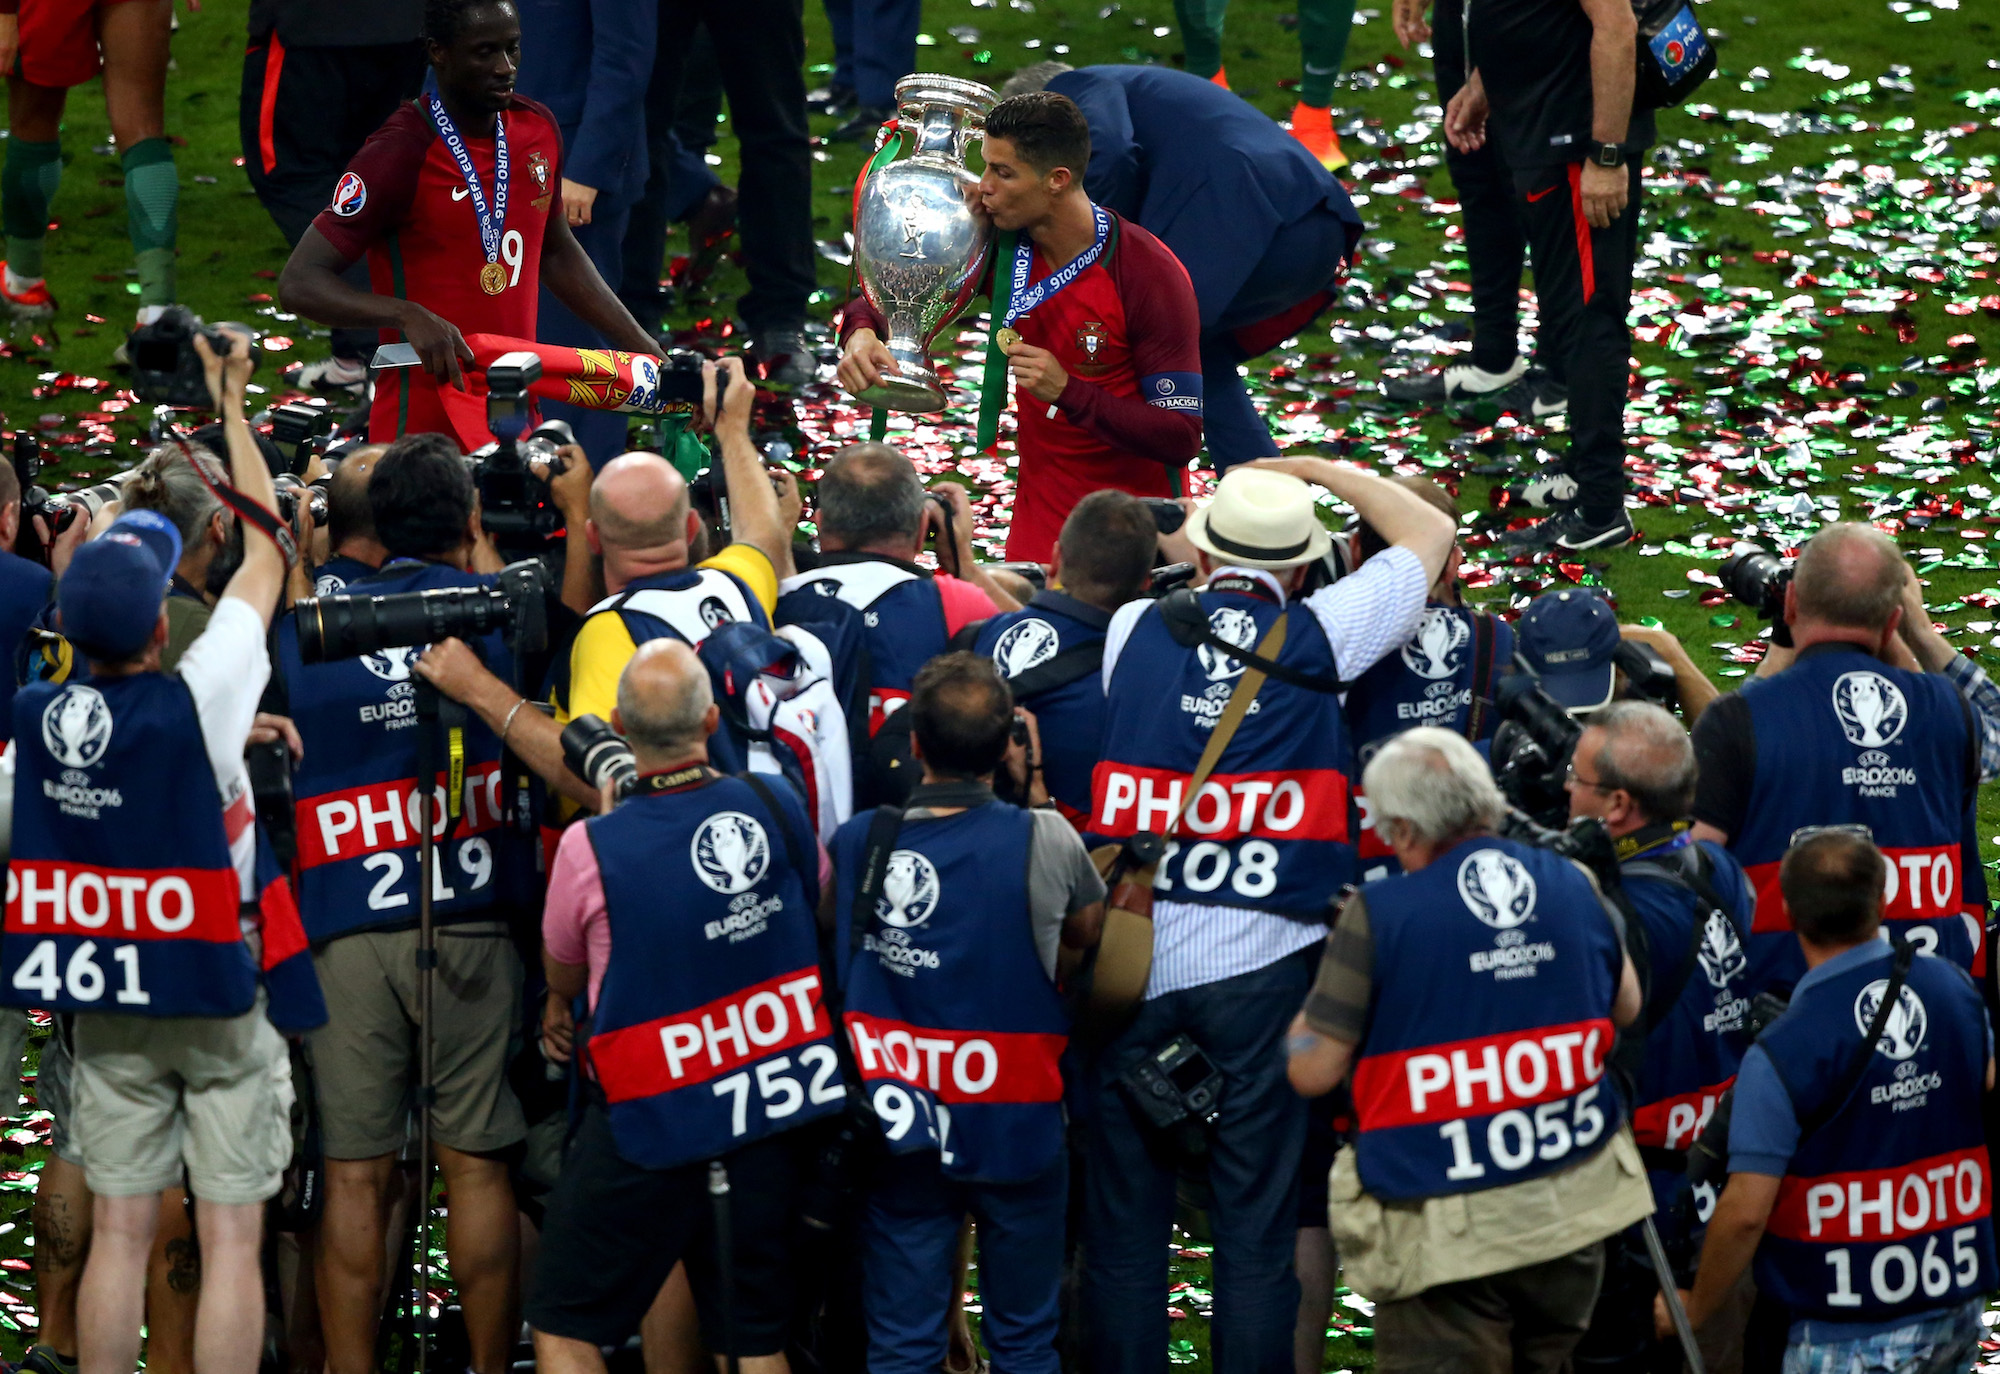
527, 150, 551, 191
1075, 321, 1107, 361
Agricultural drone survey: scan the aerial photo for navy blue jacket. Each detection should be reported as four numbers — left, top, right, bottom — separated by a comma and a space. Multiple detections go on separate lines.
514, 0, 655, 206
1047, 65, 1362, 330
0, 548, 52, 747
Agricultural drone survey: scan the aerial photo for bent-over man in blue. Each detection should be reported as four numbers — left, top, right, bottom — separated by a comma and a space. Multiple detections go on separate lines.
1002, 62, 1364, 471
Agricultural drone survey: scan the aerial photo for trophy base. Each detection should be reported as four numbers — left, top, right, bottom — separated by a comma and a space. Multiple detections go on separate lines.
857, 359, 949, 414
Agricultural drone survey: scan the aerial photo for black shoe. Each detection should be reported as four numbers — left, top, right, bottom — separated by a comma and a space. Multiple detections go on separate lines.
828, 106, 894, 143
1382, 357, 1525, 405
679, 184, 739, 285
1501, 505, 1634, 552
809, 82, 859, 118
752, 327, 817, 388
1489, 369, 1568, 419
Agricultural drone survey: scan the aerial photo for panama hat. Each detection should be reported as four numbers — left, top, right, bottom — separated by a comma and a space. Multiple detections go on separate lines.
1184, 467, 1333, 571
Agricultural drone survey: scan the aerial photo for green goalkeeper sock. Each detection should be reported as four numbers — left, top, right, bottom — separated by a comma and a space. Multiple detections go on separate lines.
2, 138, 63, 281
1297, 0, 1357, 108
122, 137, 179, 306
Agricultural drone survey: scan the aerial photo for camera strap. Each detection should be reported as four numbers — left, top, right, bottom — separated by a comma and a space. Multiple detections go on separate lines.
739, 772, 810, 888
1794, 938, 1916, 1143
849, 805, 907, 956
1463, 611, 1498, 742
1157, 589, 1345, 694
172, 433, 299, 567
1623, 843, 1738, 1036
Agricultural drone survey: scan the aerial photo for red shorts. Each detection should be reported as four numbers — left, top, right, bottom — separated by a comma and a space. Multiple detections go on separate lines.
15, 0, 148, 91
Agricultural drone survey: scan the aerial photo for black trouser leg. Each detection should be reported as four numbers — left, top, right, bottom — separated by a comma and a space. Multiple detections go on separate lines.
1447, 140, 1527, 373
660, 0, 816, 329
1434, 15, 1526, 374
1515, 160, 1639, 520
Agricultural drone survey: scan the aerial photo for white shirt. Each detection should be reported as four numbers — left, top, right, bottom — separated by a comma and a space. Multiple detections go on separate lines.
1099, 548, 1431, 998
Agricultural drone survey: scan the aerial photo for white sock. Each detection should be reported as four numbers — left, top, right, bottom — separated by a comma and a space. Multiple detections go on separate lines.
136, 303, 169, 326
5, 267, 42, 294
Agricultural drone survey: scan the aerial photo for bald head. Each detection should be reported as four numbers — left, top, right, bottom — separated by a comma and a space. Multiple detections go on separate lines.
590, 452, 695, 591
326, 445, 385, 551
614, 639, 717, 765
1792, 522, 1906, 633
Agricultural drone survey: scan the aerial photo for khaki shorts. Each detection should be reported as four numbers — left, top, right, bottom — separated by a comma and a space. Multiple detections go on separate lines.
36, 1015, 83, 1165
309, 925, 525, 1160
71, 998, 294, 1204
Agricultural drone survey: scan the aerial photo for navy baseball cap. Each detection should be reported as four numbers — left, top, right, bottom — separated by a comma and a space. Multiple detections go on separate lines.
1518, 588, 1620, 713
58, 511, 182, 659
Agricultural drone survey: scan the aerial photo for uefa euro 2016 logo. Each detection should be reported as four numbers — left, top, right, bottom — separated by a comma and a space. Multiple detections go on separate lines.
361, 645, 424, 683
1401, 608, 1470, 681
1457, 849, 1538, 930
876, 851, 941, 929
1696, 910, 1747, 988
993, 619, 1060, 680
1855, 978, 1928, 1061
1832, 670, 1908, 749
1197, 607, 1261, 682
42, 684, 114, 771
691, 812, 772, 895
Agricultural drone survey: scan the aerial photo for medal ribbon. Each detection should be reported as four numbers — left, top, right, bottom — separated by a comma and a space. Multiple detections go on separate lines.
1001, 203, 1110, 328
428, 94, 509, 269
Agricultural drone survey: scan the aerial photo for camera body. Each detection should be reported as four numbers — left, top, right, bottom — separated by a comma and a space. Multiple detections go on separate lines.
10, 434, 128, 566
477, 351, 577, 552
272, 473, 329, 530
1719, 547, 1795, 649
1497, 808, 1622, 894
268, 401, 334, 478
1117, 1034, 1225, 1132
292, 558, 551, 665
128, 307, 255, 408
1489, 675, 1584, 828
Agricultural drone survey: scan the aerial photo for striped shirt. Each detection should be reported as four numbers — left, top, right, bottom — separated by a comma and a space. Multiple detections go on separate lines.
1101, 547, 1431, 998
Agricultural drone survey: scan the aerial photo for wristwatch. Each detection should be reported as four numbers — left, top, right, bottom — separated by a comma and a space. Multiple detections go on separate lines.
1590, 141, 1626, 168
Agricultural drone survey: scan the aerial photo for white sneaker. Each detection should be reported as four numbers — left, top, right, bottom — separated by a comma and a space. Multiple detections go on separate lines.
289, 355, 369, 395
1382, 355, 1528, 404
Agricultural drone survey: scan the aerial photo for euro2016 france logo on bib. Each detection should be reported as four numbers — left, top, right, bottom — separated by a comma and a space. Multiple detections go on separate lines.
1833, 671, 1908, 748
877, 851, 941, 929
41, 685, 113, 770
1401, 608, 1470, 681
361, 645, 424, 683
1855, 978, 1928, 1060
1197, 607, 1261, 682
1457, 850, 1537, 929
1696, 910, 1747, 988
993, 619, 1060, 680
692, 812, 771, 895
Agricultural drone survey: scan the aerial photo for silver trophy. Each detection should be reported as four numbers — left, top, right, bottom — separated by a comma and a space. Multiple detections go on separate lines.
852, 74, 998, 413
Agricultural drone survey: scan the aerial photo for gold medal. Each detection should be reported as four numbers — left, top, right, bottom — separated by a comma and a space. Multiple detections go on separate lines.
995, 326, 1020, 350
480, 262, 507, 295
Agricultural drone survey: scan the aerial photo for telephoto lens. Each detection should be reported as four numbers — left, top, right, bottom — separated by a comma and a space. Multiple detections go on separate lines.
560, 714, 638, 800
293, 585, 514, 663
1717, 547, 1795, 647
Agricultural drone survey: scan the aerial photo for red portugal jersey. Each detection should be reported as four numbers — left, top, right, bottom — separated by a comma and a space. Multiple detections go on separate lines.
312, 97, 565, 450
1005, 213, 1203, 561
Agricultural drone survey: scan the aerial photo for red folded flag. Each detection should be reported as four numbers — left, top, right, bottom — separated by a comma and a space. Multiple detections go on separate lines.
464, 333, 686, 416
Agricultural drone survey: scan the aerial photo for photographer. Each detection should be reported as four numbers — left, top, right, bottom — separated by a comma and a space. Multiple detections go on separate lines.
1690, 524, 1990, 973
1562, 701, 1757, 1372
3, 332, 306, 1374
554, 358, 792, 769
1665, 831, 1995, 1371
526, 638, 832, 1374
0, 458, 52, 743
1080, 459, 1451, 1372
777, 443, 1015, 804
1344, 476, 1514, 763
1516, 587, 1717, 724
311, 444, 387, 594
829, 653, 1105, 1374
273, 432, 528, 1374
965, 489, 1158, 825
1286, 729, 1649, 1370
117, 444, 244, 671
